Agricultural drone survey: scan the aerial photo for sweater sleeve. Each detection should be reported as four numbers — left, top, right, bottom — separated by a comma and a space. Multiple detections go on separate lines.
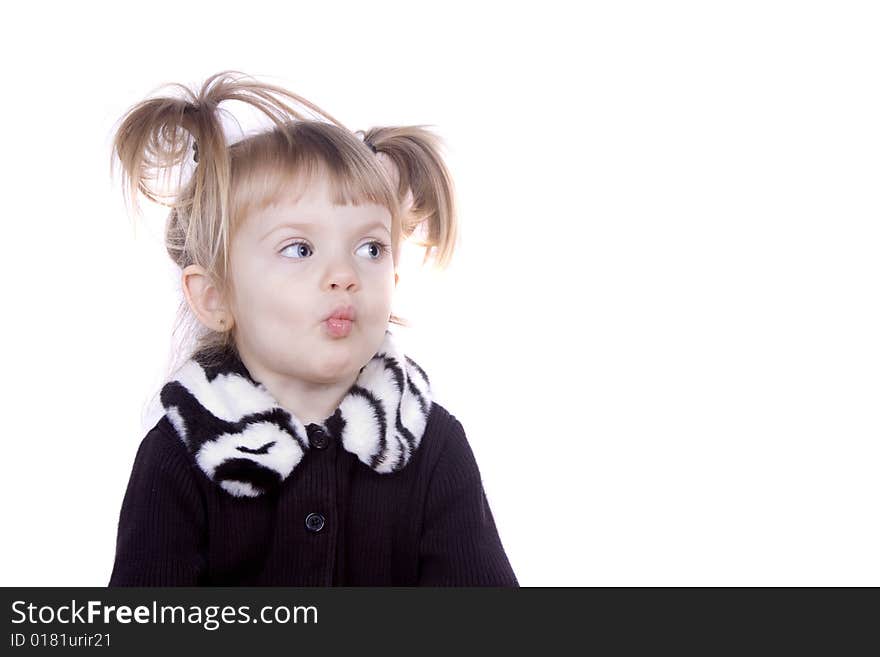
108, 422, 208, 586
417, 417, 519, 586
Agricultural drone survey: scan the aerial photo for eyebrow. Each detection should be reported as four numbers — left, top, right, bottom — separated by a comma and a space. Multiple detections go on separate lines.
261, 220, 391, 242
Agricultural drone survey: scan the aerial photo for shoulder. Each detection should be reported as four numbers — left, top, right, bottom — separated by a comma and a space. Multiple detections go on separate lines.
418, 401, 482, 482
124, 416, 207, 492
421, 401, 464, 451
137, 415, 190, 459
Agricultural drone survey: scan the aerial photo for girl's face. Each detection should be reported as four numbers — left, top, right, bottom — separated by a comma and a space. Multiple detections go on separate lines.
226, 172, 395, 386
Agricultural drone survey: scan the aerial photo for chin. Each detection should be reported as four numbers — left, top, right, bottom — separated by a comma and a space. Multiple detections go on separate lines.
311, 342, 361, 382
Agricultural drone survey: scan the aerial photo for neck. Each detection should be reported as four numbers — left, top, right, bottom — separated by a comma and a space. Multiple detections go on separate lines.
236, 351, 359, 426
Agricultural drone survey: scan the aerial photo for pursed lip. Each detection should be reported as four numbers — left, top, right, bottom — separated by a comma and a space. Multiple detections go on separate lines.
324, 304, 356, 322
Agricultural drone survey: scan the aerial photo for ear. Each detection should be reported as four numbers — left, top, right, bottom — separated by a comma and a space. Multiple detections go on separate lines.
181, 264, 234, 332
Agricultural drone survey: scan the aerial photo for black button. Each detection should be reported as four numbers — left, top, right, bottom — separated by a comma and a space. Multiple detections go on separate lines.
306, 423, 329, 449
305, 512, 325, 533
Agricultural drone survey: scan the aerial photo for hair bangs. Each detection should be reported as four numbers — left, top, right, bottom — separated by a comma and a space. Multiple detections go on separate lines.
228, 122, 399, 233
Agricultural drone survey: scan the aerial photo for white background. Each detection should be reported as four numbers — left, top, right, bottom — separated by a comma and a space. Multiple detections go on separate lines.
1, 1, 878, 586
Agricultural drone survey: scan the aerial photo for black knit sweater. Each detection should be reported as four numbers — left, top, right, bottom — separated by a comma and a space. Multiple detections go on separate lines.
108, 331, 518, 586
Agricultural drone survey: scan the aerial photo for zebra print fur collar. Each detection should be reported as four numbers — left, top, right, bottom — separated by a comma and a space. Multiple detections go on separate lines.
158, 330, 433, 498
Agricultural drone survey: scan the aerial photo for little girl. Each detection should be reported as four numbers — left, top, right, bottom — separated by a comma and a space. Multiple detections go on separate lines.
107, 71, 518, 586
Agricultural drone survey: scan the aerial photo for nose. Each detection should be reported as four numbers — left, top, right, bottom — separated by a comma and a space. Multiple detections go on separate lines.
323, 251, 360, 292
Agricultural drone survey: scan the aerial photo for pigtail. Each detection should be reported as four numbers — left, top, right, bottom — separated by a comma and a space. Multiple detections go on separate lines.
111, 71, 347, 278
178, 96, 231, 275
360, 126, 458, 270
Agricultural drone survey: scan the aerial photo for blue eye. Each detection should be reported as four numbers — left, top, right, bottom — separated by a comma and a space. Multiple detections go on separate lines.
356, 241, 391, 260
279, 240, 390, 260
280, 241, 312, 259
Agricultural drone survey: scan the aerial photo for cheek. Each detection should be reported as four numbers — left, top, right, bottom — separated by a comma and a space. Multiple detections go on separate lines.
230, 261, 307, 326
361, 267, 395, 310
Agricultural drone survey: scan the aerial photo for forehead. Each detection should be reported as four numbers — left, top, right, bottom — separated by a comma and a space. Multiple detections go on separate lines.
242, 175, 392, 240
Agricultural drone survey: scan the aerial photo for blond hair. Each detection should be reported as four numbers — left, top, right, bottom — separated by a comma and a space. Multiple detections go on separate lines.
111, 71, 458, 369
